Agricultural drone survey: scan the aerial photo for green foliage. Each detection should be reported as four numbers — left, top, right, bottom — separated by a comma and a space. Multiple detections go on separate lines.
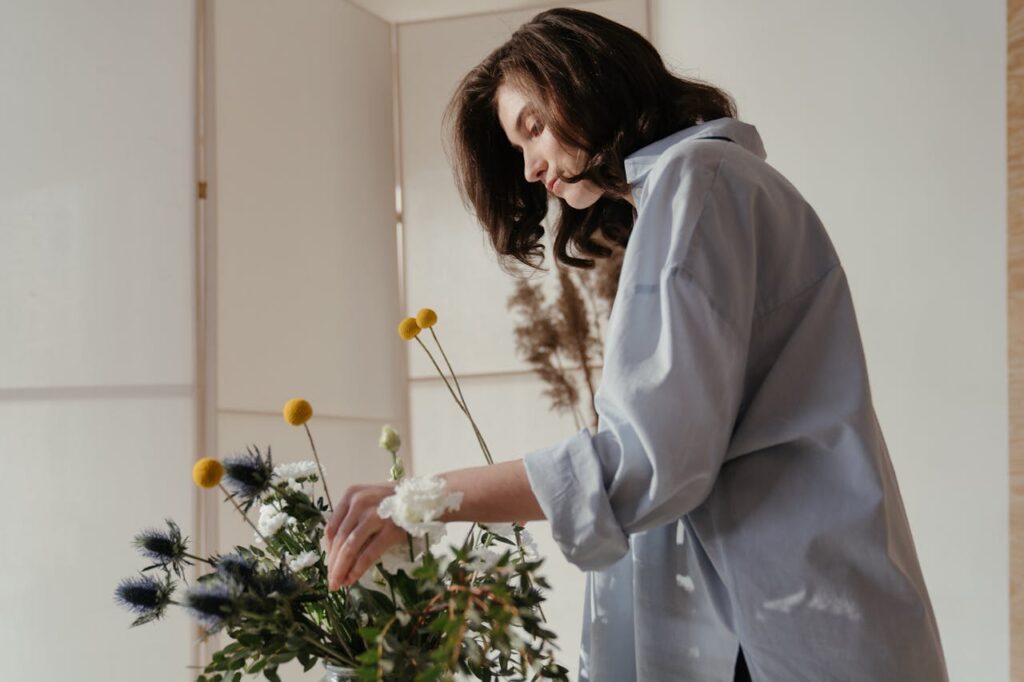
120, 472, 566, 680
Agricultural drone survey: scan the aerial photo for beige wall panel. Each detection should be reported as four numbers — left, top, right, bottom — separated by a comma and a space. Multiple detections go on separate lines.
214, 0, 401, 419
650, 1, 1007, 678
0, 1, 195, 389
398, 0, 646, 380
0, 1, 197, 680
0, 397, 195, 680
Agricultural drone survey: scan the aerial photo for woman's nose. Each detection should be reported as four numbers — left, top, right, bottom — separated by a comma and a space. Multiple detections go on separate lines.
523, 152, 546, 184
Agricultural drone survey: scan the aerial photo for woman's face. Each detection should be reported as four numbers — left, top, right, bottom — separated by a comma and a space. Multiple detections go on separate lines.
495, 82, 605, 210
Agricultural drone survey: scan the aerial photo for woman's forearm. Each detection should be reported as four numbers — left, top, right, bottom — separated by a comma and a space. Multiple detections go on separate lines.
438, 459, 547, 523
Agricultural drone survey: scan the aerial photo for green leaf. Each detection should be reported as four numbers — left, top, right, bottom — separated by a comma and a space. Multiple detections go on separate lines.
358, 626, 381, 642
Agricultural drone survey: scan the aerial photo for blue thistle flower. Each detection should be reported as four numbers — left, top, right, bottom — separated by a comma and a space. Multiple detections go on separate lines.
215, 550, 258, 586
183, 579, 235, 631
132, 519, 190, 578
222, 445, 274, 508
259, 565, 300, 598
114, 574, 174, 627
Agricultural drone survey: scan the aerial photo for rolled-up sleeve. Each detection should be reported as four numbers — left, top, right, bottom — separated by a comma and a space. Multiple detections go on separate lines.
523, 153, 754, 571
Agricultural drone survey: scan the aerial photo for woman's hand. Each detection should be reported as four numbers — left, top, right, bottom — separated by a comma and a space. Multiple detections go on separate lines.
324, 482, 404, 591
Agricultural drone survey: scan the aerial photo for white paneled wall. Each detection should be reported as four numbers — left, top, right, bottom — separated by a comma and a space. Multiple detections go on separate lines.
0, 1, 196, 681
398, 2, 646, 677
210, 2, 400, 678
650, 1, 1008, 679
0, 398, 196, 678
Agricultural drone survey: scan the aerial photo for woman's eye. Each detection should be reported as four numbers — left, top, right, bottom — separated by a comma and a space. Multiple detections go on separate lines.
530, 122, 543, 136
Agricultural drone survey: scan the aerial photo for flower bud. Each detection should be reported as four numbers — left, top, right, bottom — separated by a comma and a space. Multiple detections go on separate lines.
192, 458, 224, 489
379, 424, 402, 452
282, 398, 313, 426
416, 308, 438, 329
398, 317, 421, 340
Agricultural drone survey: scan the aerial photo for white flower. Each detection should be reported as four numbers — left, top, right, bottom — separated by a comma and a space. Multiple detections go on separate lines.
377, 475, 463, 538
467, 547, 504, 573
287, 550, 320, 572
356, 565, 391, 596
508, 631, 526, 649
480, 523, 539, 561
378, 425, 402, 452
518, 529, 540, 560
273, 461, 319, 482
257, 502, 296, 537
378, 536, 429, 575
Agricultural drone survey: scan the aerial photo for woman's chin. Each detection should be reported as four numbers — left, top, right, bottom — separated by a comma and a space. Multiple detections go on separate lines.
563, 191, 600, 210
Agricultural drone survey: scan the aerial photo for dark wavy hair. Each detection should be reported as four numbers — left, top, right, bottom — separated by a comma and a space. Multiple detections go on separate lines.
443, 7, 737, 272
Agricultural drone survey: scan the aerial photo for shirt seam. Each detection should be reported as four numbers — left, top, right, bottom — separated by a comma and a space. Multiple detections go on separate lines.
659, 152, 735, 337
669, 264, 745, 343
752, 260, 841, 323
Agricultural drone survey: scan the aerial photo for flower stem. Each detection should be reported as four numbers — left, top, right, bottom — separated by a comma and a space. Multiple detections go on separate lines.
462, 522, 477, 547
414, 336, 493, 465
429, 328, 496, 465
323, 591, 357, 658
219, 484, 275, 551
429, 327, 468, 416
291, 612, 347, 661
378, 561, 397, 606
183, 552, 217, 566
303, 423, 334, 512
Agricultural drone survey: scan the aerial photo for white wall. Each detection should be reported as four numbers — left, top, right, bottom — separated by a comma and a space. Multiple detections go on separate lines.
397, 2, 646, 678
209, 1, 400, 678
0, 1, 196, 680
650, 1, 1008, 679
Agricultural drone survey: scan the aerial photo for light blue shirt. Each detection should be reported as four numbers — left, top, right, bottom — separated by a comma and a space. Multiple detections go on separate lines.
522, 117, 948, 681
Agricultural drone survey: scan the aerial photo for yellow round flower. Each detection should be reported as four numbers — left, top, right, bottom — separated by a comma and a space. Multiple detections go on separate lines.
192, 457, 224, 489
398, 317, 421, 340
416, 308, 438, 329
283, 398, 313, 426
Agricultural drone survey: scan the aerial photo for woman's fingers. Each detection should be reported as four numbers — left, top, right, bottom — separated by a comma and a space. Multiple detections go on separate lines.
325, 484, 363, 547
340, 525, 402, 588
328, 509, 380, 591
324, 482, 402, 590
326, 502, 362, 574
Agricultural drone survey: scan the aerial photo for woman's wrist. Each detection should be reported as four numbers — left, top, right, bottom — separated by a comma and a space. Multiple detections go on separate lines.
437, 459, 546, 524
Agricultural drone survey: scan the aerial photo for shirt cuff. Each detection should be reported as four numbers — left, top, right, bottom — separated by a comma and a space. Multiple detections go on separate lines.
522, 428, 629, 571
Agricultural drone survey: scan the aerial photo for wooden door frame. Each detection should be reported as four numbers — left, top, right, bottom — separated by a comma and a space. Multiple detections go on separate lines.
1009, 2, 1023, 679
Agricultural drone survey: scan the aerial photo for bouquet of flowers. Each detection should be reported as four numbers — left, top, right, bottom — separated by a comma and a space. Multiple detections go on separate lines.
115, 309, 568, 681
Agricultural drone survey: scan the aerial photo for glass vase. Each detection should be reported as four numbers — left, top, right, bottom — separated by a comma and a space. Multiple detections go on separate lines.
321, 662, 359, 681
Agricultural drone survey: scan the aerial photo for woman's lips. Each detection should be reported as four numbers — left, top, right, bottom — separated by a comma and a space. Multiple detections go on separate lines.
547, 177, 559, 192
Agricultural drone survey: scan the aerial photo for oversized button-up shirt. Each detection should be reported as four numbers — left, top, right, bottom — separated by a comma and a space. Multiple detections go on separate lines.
522, 117, 948, 681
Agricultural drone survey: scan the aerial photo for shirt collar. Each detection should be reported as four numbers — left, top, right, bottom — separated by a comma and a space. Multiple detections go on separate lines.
624, 117, 767, 189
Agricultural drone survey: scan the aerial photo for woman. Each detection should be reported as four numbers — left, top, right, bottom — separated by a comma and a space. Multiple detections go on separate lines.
325, 8, 948, 681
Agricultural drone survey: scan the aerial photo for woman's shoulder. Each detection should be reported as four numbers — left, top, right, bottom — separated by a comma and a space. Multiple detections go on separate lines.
628, 118, 767, 183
